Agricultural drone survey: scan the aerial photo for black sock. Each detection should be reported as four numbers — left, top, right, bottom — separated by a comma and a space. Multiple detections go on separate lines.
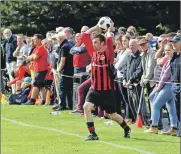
120, 120, 129, 131
30, 98, 36, 103
86, 122, 96, 135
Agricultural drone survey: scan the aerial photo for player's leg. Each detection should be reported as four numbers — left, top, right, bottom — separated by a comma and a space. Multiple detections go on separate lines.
109, 113, 131, 138
83, 89, 100, 141
102, 90, 131, 138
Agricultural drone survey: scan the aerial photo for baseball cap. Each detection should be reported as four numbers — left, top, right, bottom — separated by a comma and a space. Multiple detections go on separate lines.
169, 35, 180, 43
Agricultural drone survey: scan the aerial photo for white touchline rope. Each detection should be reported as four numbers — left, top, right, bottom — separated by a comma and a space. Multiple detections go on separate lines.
59, 74, 180, 85
1, 68, 179, 85
2, 117, 156, 154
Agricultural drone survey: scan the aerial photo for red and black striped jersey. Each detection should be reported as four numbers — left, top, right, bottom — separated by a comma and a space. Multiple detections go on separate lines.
82, 33, 115, 90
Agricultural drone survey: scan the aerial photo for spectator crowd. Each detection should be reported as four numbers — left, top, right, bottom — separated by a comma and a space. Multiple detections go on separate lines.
0, 22, 180, 137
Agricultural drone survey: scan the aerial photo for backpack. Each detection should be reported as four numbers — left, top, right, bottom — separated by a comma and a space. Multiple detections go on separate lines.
8, 86, 31, 105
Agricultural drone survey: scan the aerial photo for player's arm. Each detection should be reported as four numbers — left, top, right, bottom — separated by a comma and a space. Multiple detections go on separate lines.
82, 26, 99, 57
106, 27, 115, 64
84, 25, 99, 35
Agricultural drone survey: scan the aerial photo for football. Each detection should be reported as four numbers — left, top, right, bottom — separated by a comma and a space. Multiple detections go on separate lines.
98, 16, 114, 33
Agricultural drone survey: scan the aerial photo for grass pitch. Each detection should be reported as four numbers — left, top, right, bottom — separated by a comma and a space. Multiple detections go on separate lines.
1, 105, 180, 154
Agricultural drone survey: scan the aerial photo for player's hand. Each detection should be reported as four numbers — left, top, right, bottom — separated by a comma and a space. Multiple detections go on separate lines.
108, 26, 114, 33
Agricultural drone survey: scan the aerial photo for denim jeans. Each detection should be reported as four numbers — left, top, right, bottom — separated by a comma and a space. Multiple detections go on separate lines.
74, 67, 86, 74
171, 84, 180, 122
149, 84, 177, 127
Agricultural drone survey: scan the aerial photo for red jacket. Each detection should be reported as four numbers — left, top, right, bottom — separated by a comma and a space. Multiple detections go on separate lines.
45, 65, 54, 81
73, 52, 91, 68
10, 65, 30, 84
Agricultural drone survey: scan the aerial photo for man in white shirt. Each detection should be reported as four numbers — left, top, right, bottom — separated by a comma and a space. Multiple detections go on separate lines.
13, 35, 29, 66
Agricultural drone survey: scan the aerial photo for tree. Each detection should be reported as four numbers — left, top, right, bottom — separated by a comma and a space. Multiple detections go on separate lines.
1, 1, 180, 36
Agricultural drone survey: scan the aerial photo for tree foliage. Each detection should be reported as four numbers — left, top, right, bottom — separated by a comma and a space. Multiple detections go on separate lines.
1, 1, 180, 36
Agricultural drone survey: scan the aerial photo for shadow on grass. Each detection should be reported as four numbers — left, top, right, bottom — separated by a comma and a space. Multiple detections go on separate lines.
130, 137, 179, 143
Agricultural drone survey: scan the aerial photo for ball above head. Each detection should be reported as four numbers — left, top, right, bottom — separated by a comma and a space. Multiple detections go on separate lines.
98, 16, 114, 33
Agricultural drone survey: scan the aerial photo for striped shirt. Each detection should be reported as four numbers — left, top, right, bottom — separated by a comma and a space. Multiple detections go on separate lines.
82, 33, 115, 90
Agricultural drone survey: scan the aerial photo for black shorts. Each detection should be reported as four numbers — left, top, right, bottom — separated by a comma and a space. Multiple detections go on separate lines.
33, 70, 47, 88
85, 88, 116, 114
45, 80, 53, 89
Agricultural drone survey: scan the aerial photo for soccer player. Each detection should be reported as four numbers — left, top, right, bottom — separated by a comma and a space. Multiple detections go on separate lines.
82, 25, 131, 141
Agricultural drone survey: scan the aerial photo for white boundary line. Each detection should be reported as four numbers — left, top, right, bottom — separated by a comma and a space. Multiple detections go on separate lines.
2, 117, 156, 154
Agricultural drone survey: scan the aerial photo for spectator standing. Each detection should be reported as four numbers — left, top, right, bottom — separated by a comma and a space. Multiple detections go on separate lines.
63, 27, 75, 46
70, 32, 91, 74
145, 33, 157, 50
123, 39, 142, 123
145, 43, 178, 136
3, 28, 17, 94
170, 35, 180, 137
13, 35, 29, 66
1, 44, 6, 93
138, 38, 156, 114
114, 34, 132, 121
24, 34, 48, 105
53, 31, 74, 110
126, 26, 137, 39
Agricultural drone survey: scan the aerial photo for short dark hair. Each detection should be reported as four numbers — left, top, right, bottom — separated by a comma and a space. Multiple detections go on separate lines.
94, 34, 106, 44
34, 34, 43, 40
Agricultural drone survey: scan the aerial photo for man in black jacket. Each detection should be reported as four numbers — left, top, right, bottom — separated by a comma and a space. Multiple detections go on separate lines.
3, 29, 17, 94
52, 31, 74, 111
1, 44, 6, 93
123, 39, 143, 123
